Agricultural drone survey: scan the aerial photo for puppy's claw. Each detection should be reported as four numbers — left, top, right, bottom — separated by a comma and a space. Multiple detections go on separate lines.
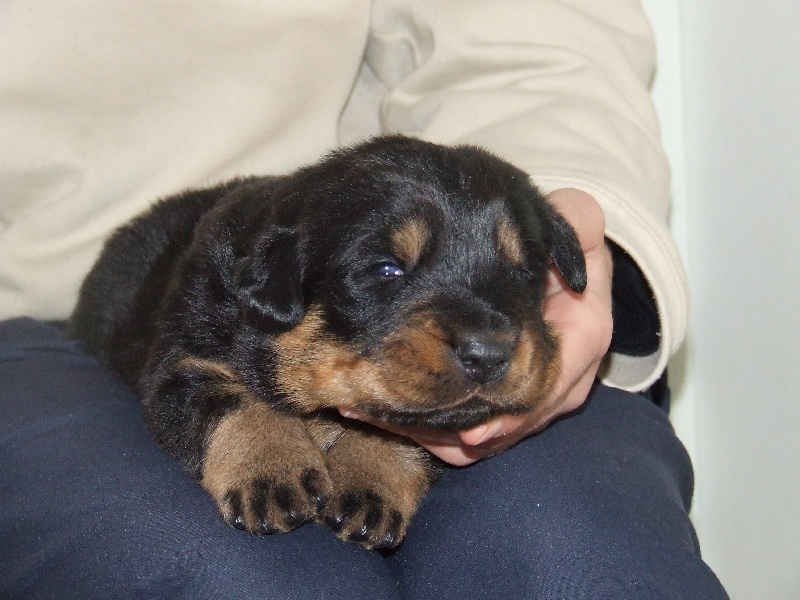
359, 493, 383, 531
374, 530, 398, 551
382, 510, 403, 546
223, 490, 248, 531
322, 511, 347, 534
347, 525, 372, 545
273, 484, 306, 528
326, 492, 359, 531
301, 468, 330, 510
257, 521, 281, 535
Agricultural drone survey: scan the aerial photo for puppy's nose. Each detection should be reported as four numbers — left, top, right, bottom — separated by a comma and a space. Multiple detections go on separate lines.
453, 332, 514, 384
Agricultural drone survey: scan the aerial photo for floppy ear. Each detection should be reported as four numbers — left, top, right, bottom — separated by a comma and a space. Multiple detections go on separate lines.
234, 226, 304, 332
547, 208, 588, 294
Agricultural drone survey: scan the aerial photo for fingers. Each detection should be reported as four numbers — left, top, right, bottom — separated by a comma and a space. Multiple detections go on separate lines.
462, 190, 612, 446
458, 421, 505, 446
543, 189, 612, 407
338, 408, 505, 466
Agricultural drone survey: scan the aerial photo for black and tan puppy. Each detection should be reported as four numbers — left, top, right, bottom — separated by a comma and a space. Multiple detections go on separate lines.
69, 136, 587, 549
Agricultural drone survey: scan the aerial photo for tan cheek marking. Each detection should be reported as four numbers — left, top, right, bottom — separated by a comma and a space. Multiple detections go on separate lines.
376, 316, 456, 401
390, 217, 430, 268
273, 308, 464, 412
273, 308, 394, 411
275, 304, 560, 418
495, 325, 560, 408
497, 217, 525, 266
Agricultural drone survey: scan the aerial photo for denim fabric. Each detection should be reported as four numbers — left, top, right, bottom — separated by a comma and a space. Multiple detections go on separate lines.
0, 319, 727, 599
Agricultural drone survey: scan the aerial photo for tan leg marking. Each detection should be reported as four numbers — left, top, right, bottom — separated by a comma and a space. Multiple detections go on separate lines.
320, 426, 434, 549
202, 400, 333, 534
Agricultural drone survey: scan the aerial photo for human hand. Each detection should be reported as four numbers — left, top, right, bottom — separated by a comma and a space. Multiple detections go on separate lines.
339, 188, 613, 466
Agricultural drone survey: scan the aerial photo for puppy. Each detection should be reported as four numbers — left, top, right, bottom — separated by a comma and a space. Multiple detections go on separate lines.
69, 136, 587, 549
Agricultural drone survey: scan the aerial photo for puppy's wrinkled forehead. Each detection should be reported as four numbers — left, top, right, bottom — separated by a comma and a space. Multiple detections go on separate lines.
299, 137, 552, 278
361, 167, 540, 274
386, 203, 527, 270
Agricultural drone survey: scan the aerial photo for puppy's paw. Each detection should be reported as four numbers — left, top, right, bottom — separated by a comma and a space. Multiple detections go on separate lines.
320, 427, 433, 550
218, 467, 333, 534
201, 402, 334, 535
321, 486, 409, 550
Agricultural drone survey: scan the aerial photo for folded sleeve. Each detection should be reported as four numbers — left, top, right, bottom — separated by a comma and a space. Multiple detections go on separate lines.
360, 0, 689, 391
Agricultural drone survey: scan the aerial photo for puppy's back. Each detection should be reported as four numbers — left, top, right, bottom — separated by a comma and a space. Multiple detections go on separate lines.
68, 182, 238, 384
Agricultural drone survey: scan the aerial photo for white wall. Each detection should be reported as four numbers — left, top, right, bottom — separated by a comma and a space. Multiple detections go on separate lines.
644, 1, 800, 598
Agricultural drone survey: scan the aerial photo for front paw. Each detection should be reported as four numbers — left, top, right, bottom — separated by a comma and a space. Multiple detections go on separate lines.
218, 468, 332, 534
320, 427, 434, 550
201, 402, 334, 534
321, 487, 409, 550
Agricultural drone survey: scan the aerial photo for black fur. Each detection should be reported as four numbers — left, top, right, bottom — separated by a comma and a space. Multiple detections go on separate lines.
69, 135, 586, 547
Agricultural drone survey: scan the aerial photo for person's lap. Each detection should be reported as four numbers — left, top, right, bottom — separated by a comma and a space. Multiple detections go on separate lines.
0, 318, 398, 599
391, 380, 724, 599
0, 319, 727, 599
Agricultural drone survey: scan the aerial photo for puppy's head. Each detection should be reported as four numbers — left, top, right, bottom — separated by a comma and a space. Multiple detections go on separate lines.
238, 136, 586, 429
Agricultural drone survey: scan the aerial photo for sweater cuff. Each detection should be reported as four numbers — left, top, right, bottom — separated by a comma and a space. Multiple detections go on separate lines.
607, 240, 660, 357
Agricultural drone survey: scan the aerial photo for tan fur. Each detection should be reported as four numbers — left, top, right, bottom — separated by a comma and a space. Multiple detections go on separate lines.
321, 425, 433, 548
273, 308, 394, 412
275, 306, 558, 418
175, 355, 253, 399
375, 314, 456, 400
390, 217, 430, 268
274, 308, 457, 413
304, 414, 346, 452
494, 326, 560, 408
496, 216, 524, 266
202, 400, 333, 533
176, 356, 238, 381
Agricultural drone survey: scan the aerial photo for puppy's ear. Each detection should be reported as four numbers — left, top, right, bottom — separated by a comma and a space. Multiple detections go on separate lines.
234, 226, 304, 331
547, 208, 588, 294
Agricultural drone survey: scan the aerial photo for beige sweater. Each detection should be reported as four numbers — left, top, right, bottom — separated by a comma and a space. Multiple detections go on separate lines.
0, 0, 687, 392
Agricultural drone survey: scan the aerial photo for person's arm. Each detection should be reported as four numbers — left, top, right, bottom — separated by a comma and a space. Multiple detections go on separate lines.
340, 0, 688, 463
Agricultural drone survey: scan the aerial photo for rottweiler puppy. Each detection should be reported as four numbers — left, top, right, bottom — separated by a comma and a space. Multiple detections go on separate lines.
69, 135, 587, 549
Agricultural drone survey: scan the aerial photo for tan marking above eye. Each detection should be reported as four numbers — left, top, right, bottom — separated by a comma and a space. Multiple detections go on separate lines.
390, 217, 430, 268
176, 356, 238, 382
496, 217, 524, 266
173, 355, 256, 400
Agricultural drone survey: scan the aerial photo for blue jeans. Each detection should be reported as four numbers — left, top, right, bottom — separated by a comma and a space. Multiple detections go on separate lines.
0, 318, 728, 599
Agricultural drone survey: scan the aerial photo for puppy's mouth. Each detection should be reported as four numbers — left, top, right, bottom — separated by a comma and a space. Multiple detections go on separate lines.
355, 394, 528, 431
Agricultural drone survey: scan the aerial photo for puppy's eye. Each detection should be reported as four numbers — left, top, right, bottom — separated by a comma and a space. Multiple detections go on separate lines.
372, 261, 406, 278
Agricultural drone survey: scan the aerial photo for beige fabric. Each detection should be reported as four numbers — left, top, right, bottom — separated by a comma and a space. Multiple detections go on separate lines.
0, 0, 687, 391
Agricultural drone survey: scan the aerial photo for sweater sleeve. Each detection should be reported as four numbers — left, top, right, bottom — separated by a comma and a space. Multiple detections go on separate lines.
358, 0, 689, 391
